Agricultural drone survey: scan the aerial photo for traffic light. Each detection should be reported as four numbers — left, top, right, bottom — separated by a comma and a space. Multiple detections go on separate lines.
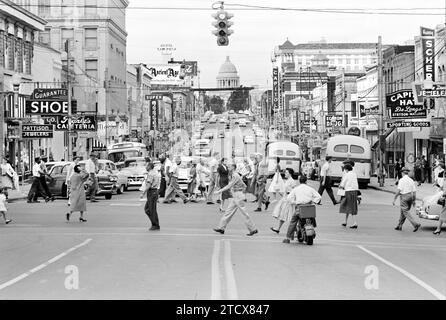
212, 9, 234, 46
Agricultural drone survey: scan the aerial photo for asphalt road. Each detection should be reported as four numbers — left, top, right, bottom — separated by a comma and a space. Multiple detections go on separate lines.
1, 182, 445, 300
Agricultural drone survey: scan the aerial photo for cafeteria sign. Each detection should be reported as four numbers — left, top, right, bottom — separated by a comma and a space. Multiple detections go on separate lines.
386, 89, 427, 119
26, 88, 77, 115
21, 124, 54, 139
43, 115, 97, 131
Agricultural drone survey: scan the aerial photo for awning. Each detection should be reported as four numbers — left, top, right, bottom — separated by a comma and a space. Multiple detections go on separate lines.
371, 128, 395, 150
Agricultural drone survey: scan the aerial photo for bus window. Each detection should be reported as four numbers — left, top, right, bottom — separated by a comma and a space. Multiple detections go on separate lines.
350, 145, 365, 154
334, 144, 348, 153
273, 150, 284, 156
286, 150, 296, 156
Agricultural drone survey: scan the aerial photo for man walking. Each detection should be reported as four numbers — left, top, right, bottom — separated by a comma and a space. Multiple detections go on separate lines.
158, 155, 167, 198
85, 153, 99, 203
254, 154, 270, 212
163, 156, 189, 204
27, 157, 50, 203
393, 167, 421, 232
144, 162, 161, 231
206, 152, 220, 204
318, 156, 340, 205
33, 155, 54, 202
213, 163, 258, 236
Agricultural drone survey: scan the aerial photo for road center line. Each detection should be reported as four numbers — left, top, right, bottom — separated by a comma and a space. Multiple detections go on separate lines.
0, 238, 92, 291
223, 240, 239, 300
211, 240, 222, 300
357, 245, 446, 300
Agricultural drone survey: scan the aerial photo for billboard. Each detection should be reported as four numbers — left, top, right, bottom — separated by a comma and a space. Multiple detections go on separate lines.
146, 64, 182, 85
272, 68, 279, 111
149, 99, 159, 131
386, 90, 427, 119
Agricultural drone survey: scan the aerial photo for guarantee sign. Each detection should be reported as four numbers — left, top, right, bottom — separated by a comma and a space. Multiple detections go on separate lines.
386, 90, 427, 119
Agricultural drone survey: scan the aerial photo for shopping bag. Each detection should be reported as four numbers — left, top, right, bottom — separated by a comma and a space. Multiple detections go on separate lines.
337, 188, 345, 197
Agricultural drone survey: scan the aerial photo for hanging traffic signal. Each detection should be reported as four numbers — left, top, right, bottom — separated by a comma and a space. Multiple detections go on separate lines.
212, 9, 234, 46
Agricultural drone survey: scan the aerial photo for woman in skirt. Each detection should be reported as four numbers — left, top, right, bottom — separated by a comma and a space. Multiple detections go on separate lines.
270, 168, 297, 233
268, 157, 286, 203
188, 161, 198, 202
67, 165, 89, 222
339, 163, 359, 229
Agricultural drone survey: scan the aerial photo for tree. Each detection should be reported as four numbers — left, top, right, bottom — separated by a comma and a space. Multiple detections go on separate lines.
204, 95, 225, 114
227, 89, 249, 113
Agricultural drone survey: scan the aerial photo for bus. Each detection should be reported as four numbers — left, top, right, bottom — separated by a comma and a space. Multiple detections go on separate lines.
320, 135, 372, 188
107, 142, 148, 166
266, 141, 302, 178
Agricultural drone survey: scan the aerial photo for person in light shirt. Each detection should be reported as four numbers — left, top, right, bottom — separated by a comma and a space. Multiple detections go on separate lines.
318, 156, 340, 206
283, 175, 321, 243
163, 156, 189, 204
339, 163, 359, 229
27, 157, 50, 203
206, 152, 220, 204
393, 167, 421, 232
85, 153, 99, 203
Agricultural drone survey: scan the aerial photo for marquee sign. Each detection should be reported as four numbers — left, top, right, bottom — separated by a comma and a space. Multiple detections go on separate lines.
386, 90, 427, 119
272, 68, 279, 111
421, 27, 435, 82
149, 99, 159, 131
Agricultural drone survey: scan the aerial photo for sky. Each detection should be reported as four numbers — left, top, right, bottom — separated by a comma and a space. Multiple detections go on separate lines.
126, 0, 446, 89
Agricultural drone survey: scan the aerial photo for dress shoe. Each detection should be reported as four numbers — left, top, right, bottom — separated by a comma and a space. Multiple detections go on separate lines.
66, 213, 70, 222
342, 223, 347, 227
163, 200, 170, 204
183, 198, 190, 204
5, 220, 12, 225
270, 227, 279, 234
413, 224, 421, 232
394, 226, 402, 231
265, 201, 270, 210
79, 218, 87, 222
207, 201, 215, 205
216, 200, 221, 204
90, 199, 99, 203
254, 208, 262, 212
282, 239, 290, 244
247, 229, 258, 236
213, 228, 225, 234
149, 226, 160, 231
433, 230, 442, 235
45, 197, 51, 203
349, 224, 358, 229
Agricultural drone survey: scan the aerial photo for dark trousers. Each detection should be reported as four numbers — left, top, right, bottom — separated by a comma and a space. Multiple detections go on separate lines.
33, 176, 52, 201
159, 177, 167, 198
86, 174, 98, 200
256, 176, 268, 208
318, 177, 337, 205
27, 177, 48, 201
144, 189, 159, 228
397, 193, 419, 228
286, 212, 300, 240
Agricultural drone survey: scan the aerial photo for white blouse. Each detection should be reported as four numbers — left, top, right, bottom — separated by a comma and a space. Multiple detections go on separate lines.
340, 171, 359, 191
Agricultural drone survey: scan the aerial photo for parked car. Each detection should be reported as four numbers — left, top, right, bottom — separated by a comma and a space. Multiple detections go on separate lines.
120, 157, 148, 189
79, 160, 118, 199
46, 161, 117, 200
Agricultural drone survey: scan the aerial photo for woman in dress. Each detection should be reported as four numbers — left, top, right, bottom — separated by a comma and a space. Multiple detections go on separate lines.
217, 158, 230, 212
270, 168, 297, 233
0, 157, 16, 193
0, 187, 11, 224
434, 170, 446, 235
67, 165, 89, 223
268, 157, 286, 203
339, 163, 359, 229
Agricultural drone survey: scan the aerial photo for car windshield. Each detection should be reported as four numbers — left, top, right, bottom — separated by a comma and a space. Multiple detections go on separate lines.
108, 151, 140, 163
125, 160, 146, 168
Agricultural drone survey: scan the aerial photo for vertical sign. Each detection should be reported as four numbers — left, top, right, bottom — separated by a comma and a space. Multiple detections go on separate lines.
149, 99, 158, 131
421, 27, 435, 81
272, 68, 279, 111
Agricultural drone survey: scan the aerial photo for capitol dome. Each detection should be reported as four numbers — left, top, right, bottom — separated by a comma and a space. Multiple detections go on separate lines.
217, 56, 240, 88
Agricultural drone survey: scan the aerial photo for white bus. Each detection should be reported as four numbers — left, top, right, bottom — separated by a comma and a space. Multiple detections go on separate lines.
320, 135, 372, 188
266, 141, 302, 178
107, 142, 148, 166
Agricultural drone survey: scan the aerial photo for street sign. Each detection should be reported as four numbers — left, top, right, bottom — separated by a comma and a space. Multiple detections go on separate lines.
412, 82, 446, 104
21, 124, 53, 139
387, 121, 431, 128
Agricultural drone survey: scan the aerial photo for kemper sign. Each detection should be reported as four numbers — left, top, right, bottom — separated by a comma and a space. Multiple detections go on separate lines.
386, 89, 427, 119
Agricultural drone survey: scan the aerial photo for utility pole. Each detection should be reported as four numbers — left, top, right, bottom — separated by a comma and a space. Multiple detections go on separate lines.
104, 68, 109, 146
0, 93, 6, 161
342, 72, 346, 134
377, 35, 385, 187
66, 40, 73, 161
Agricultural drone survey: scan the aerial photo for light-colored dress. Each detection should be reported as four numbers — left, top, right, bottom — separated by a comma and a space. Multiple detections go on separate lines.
0, 194, 7, 211
272, 178, 297, 222
69, 172, 89, 212
0, 163, 15, 189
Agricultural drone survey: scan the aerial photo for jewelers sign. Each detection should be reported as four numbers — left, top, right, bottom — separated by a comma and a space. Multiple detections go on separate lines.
21, 124, 54, 139
386, 89, 427, 119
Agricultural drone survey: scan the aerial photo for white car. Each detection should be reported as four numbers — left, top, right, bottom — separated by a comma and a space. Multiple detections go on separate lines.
244, 135, 254, 144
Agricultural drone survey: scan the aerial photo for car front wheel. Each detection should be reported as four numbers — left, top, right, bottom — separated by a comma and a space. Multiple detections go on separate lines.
105, 194, 112, 200
117, 184, 125, 194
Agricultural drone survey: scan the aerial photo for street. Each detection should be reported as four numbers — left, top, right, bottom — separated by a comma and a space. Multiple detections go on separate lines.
1, 184, 445, 300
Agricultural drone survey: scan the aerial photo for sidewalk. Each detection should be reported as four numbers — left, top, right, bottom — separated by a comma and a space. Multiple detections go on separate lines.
368, 177, 437, 201
7, 184, 31, 203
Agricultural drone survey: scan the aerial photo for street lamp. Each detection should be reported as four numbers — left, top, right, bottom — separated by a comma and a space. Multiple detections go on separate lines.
12, 74, 23, 182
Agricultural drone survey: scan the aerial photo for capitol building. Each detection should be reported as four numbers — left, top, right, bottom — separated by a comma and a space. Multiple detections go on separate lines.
216, 56, 240, 88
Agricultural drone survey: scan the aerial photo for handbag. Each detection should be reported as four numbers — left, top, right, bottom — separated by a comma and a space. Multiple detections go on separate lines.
337, 188, 345, 197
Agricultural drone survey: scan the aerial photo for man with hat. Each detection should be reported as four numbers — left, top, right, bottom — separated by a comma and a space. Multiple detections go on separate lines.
85, 152, 99, 202
318, 156, 340, 206
392, 167, 421, 232
32, 155, 54, 202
